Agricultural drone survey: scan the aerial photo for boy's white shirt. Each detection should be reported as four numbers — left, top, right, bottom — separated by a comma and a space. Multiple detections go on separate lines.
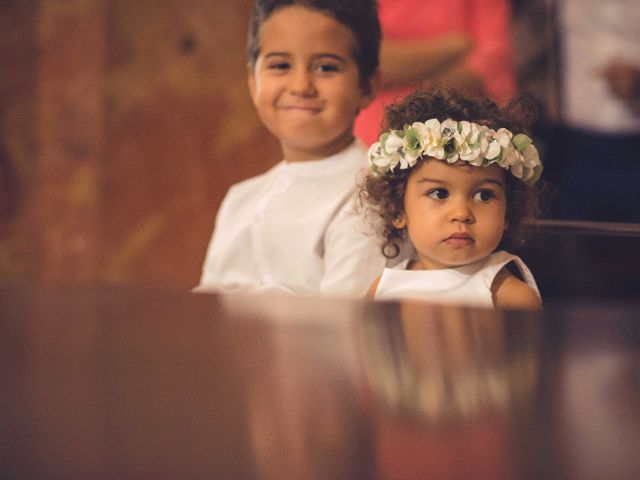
196, 140, 387, 297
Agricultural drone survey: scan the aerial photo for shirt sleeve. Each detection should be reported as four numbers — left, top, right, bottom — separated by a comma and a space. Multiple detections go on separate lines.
195, 193, 231, 292
319, 195, 387, 297
466, 0, 517, 103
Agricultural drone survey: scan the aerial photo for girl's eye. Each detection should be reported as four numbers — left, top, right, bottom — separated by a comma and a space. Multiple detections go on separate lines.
474, 189, 496, 202
426, 188, 449, 200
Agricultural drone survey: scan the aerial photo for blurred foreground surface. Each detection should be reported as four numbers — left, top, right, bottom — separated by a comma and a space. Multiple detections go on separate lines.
1, 283, 640, 479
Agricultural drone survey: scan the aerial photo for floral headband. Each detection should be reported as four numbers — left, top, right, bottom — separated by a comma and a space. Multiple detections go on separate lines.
368, 118, 543, 185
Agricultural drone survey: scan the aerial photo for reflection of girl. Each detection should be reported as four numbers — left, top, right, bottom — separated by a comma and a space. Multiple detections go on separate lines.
361, 88, 548, 309
356, 303, 540, 480
357, 303, 539, 423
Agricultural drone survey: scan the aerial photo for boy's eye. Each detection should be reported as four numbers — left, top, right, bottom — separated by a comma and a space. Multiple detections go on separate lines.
267, 61, 290, 71
474, 189, 496, 202
315, 63, 339, 73
426, 188, 449, 200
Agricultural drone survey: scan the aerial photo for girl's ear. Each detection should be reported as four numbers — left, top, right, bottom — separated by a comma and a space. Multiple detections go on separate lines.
247, 63, 258, 107
392, 214, 406, 230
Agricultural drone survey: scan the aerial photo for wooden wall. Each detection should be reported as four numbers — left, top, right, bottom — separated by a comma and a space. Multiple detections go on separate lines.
0, 0, 281, 288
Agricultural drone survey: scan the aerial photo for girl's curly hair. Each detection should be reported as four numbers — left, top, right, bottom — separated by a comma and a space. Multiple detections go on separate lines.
359, 87, 550, 259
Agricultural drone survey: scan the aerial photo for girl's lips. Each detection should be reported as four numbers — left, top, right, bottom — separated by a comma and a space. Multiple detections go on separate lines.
444, 233, 474, 247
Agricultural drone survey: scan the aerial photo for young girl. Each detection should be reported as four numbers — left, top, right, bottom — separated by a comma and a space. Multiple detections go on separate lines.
361, 89, 546, 309
197, 0, 387, 296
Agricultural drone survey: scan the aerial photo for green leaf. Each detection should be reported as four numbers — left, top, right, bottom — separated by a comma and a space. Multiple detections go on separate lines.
512, 134, 532, 152
404, 128, 421, 156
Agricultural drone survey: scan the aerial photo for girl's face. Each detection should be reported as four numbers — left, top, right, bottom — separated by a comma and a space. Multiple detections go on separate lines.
247, 6, 377, 161
396, 160, 508, 270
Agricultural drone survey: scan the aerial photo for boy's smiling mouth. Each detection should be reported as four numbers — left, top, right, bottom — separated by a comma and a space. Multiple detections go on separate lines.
279, 103, 322, 113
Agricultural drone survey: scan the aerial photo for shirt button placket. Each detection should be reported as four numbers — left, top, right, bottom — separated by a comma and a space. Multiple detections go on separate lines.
252, 171, 294, 286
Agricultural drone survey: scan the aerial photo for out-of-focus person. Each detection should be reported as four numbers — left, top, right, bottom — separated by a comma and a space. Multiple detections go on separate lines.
354, 0, 517, 146
545, 0, 640, 222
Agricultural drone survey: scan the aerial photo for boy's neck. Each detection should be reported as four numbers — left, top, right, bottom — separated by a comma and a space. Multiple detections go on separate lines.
281, 134, 356, 162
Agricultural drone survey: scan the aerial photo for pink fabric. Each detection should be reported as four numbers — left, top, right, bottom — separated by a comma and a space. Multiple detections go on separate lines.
355, 0, 516, 145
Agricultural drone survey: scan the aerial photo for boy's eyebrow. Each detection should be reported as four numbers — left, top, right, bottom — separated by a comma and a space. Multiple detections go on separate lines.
311, 53, 348, 62
262, 51, 347, 62
262, 51, 291, 58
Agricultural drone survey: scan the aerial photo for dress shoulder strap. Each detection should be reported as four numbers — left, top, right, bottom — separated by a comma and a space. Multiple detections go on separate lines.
482, 251, 541, 301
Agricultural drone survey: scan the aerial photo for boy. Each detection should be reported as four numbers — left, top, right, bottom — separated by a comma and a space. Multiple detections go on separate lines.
197, 0, 386, 296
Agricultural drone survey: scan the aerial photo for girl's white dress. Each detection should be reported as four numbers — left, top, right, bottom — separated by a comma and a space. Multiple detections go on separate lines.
374, 250, 540, 308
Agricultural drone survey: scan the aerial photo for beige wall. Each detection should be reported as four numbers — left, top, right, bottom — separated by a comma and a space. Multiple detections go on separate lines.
0, 0, 281, 288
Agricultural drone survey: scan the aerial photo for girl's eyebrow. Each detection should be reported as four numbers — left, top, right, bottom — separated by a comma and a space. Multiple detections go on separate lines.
416, 177, 444, 183
478, 179, 506, 188
416, 177, 506, 188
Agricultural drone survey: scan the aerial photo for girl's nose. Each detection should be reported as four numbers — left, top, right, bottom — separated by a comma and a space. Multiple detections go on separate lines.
290, 68, 317, 96
450, 199, 475, 224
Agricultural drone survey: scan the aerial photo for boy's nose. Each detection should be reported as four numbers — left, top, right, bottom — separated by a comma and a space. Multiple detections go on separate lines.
290, 69, 317, 96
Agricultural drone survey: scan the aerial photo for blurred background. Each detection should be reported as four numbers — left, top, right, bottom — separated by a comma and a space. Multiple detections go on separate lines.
1, 0, 280, 288
1, 0, 635, 290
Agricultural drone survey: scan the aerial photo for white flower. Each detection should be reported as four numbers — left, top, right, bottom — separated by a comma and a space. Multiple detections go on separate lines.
485, 138, 502, 161
401, 127, 424, 165
455, 121, 485, 164
484, 128, 511, 164
503, 145, 522, 169
440, 119, 458, 163
413, 119, 445, 159
522, 143, 540, 168
440, 119, 458, 140
509, 155, 525, 179
495, 128, 513, 146
368, 142, 390, 173
382, 131, 417, 171
381, 131, 403, 156
520, 144, 542, 183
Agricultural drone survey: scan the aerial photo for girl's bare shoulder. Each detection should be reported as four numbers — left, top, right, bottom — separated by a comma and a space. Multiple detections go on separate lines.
491, 267, 542, 310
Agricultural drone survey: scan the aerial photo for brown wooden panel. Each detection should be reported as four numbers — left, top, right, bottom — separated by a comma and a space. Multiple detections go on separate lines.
518, 220, 640, 300
0, 0, 40, 280
1, 0, 282, 287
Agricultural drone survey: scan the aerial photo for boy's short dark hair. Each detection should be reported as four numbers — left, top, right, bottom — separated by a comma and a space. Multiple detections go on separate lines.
247, 0, 380, 90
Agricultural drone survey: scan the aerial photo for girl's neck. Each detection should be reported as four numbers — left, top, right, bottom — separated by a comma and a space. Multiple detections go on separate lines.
408, 254, 491, 271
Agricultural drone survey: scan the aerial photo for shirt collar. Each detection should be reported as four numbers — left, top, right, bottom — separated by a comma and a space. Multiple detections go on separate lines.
278, 139, 365, 177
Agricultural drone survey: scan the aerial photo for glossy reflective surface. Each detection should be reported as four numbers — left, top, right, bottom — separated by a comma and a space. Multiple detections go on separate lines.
1, 284, 640, 479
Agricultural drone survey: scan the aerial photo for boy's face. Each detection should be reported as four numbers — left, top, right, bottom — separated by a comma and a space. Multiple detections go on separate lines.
248, 6, 377, 161
396, 160, 508, 270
